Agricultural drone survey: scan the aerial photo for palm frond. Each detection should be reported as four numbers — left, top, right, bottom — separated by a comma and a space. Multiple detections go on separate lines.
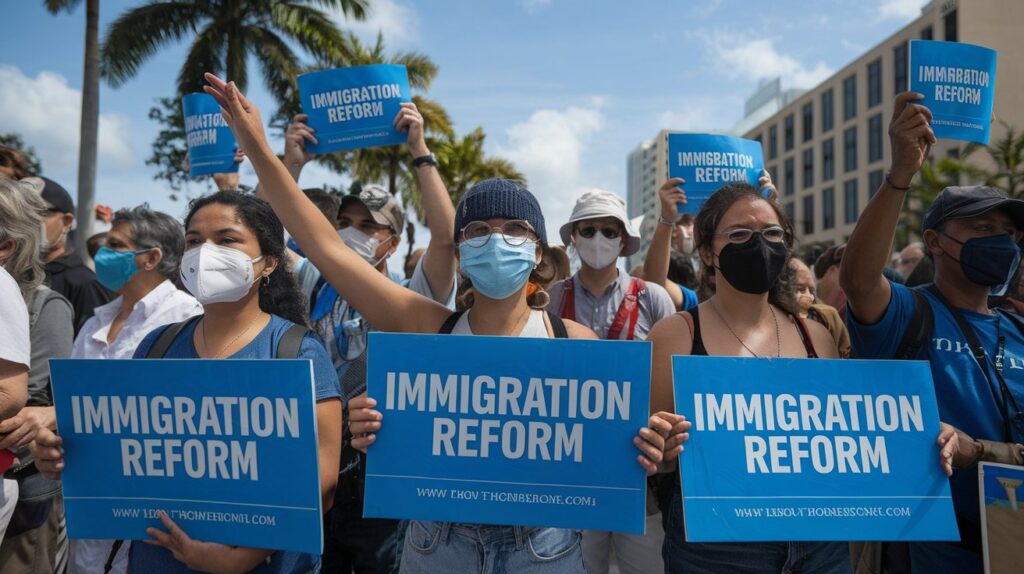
100, 2, 205, 87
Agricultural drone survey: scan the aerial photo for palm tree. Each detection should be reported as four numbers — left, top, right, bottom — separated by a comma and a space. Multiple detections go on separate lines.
45, 0, 100, 258
100, 0, 368, 103
961, 122, 1024, 198
897, 157, 971, 246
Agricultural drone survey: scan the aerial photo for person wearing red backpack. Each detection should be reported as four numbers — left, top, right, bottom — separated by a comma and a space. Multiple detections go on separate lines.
547, 190, 675, 574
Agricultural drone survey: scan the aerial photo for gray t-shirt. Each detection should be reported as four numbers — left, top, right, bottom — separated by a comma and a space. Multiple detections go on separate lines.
27, 287, 73, 406
548, 271, 675, 341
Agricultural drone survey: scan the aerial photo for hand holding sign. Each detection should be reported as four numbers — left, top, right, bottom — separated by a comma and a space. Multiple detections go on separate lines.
29, 426, 63, 480
284, 114, 318, 178
758, 170, 779, 201
658, 178, 688, 222
394, 102, 429, 157
144, 512, 270, 573
348, 394, 381, 453
889, 93, 937, 188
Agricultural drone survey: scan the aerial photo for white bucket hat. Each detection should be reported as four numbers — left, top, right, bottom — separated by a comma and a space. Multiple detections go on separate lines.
559, 190, 641, 257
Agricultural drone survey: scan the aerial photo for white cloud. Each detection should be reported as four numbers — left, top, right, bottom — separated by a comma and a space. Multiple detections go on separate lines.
497, 101, 608, 243
702, 35, 834, 89
0, 66, 134, 174
338, 0, 419, 46
877, 0, 928, 20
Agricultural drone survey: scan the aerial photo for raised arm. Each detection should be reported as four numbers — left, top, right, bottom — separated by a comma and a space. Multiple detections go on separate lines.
643, 178, 686, 298
397, 103, 457, 300
840, 93, 935, 323
202, 74, 451, 334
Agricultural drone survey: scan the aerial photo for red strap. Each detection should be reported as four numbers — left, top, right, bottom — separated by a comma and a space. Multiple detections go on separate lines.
558, 278, 576, 321
608, 278, 644, 341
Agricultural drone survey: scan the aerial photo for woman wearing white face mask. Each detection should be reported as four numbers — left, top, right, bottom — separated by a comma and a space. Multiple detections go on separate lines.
198, 74, 687, 574
33, 191, 343, 574
547, 191, 675, 574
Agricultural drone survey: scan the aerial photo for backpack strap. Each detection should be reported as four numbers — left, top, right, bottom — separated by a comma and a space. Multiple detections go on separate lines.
438, 310, 467, 334
276, 324, 310, 359
146, 316, 202, 359
893, 287, 934, 360
546, 310, 569, 339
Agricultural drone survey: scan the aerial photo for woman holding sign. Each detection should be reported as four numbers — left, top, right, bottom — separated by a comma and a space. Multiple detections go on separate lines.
34, 191, 343, 574
198, 73, 685, 573
647, 182, 848, 573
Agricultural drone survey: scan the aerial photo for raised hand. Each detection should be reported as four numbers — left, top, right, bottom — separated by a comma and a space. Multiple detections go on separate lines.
284, 114, 317, 176
394, 102, 429, 157
658, 178, 687, 221
888, 92, 937, 188
202, 73, 270, 159
758, 169, 779, 201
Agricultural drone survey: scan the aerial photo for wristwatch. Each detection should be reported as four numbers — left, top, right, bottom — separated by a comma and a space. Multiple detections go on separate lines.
412, 153, 438, 168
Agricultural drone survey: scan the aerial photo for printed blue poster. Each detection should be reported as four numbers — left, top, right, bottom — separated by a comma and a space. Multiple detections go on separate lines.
363, 333, 652, 534
181, 93, 239, 177
979, 463, 1024, 573
672, 356, 959, 542
666, 133, 765, 215
910, 40, 998, 144
297, 64, 411, 153
49, 359, 323, 555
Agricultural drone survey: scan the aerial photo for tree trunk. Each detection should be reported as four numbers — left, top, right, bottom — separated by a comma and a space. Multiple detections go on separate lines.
73, 0, 100, 260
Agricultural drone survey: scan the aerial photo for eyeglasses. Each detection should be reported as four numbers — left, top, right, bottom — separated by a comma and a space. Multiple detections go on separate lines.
460, 220, 538, 247
716, 226, 787, 244
576, 225, 622, 240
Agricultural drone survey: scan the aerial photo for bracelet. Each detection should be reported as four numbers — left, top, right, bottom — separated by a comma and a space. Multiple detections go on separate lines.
885, 172, 912, 192
658, 216, 677, 227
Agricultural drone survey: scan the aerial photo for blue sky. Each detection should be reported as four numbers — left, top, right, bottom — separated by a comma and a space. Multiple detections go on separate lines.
0, 0, 929, 258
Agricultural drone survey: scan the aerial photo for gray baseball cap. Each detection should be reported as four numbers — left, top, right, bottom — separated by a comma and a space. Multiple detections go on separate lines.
922, 185, 1024, 231
341, 184, 406, 233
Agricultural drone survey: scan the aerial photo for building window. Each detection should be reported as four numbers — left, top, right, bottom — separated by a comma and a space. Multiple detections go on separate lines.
821, 89, 834, 133
784, 157, 795, 196
944, 9, 958, 42
844, 126, 858, 172
785, 202, 795, 223
868, 114, 884, 163
894, 42, 908, 94
754, 133, 763, 145
867, 58, 882, 108
803, 148, 814, 189
768, 125, 778, 160
921, 25, 933, 40
843, 74, 857, 120
802, 102, 814, 142
844, 179, 859, 224
803, 195, 815, 235
822, 138, 835, 182
823, 187, 836, 230
768, 165, 778, 185
869, 169, 884, 198
785, 114, 795, 151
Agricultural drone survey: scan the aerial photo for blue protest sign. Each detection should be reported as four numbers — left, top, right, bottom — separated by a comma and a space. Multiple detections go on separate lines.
672, 356, 959, 542
979, 462, 1024, 572
297, 64, 411, 153
182, 93, 239, 177
667, 133, 765, 215
49, 359, 323, 554
363, 333, 652, 534
910, 40, 998, 144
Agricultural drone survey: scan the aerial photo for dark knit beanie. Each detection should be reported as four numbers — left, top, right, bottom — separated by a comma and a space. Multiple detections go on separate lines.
454, 178, 547, 244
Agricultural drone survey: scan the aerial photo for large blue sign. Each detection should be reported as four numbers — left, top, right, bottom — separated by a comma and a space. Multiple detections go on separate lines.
667, 133, 765, 215
297, 64, 412, 153
182, 93, 239, 177
672, 356, 959, 542
49, 359, 323, 555
910, 40, 998, 144
363, 333, 652, 534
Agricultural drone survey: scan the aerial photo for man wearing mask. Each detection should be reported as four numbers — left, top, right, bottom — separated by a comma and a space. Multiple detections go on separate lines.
34, 177, 114, 334
278, 105, 457, 574
548, 189, 674, 574
841, 92, 1024, 574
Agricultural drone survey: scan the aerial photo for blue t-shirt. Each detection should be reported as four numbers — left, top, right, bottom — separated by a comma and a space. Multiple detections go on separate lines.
846, 281, 1024, 524
129, 314, 340, 574
676, 283, 699, 311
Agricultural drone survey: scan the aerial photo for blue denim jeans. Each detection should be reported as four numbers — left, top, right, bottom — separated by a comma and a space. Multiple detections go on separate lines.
908, 542, 982, 574
321, 491, 405, 573
659, 475, 852, 574
398, 521, 585, 574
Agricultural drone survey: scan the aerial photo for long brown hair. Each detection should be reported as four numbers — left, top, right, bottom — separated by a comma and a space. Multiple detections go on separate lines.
694, 183, 798, 316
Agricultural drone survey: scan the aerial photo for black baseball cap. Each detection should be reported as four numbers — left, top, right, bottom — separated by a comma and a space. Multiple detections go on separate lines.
922, 185, 1024, 232
38, 177, 75, 215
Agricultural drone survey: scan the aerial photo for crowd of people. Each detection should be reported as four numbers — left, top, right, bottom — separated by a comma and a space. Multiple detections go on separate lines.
0, 77, 1020, 574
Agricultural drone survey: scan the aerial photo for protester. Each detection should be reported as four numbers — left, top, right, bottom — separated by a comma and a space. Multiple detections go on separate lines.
34, 191, 343, 573
672, 214, 699, 275
790, 258, 852, 358
840, 92, 1024, 574
544, 244, 572, 286
277, 105, 457, 574
545, 190, 674, 574
648, 182, 847, 573
0, 146, 34, 180
897, 242, 926, 281
198, 73, 683, 573
86, 231, 108, 260
813, 243, 847, 316
31, 176, 114, 334
0, 261, 30, 546
0, 178, 73, 572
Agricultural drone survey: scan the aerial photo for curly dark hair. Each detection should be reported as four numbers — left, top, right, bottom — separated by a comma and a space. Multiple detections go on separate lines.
694, 183, 798, 316
184, 191, 309, 326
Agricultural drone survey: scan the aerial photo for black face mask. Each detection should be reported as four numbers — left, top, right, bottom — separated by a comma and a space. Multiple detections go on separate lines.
716, 235, 789, 294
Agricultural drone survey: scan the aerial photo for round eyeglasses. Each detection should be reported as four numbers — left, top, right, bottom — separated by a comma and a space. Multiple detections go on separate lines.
460, 220, 538, 247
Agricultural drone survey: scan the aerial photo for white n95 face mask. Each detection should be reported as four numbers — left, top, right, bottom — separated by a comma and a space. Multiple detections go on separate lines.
180, 243, 264, 305
574, 234, 622, 269
339, 227, 387, 266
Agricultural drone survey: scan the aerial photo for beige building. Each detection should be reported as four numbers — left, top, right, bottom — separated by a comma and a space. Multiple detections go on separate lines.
742, 0, 1024, 250
626, 133, 669, 269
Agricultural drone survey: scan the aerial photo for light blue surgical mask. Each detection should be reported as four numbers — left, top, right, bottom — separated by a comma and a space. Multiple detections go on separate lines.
459, 235, 537, 300
94, 246, 149, 292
